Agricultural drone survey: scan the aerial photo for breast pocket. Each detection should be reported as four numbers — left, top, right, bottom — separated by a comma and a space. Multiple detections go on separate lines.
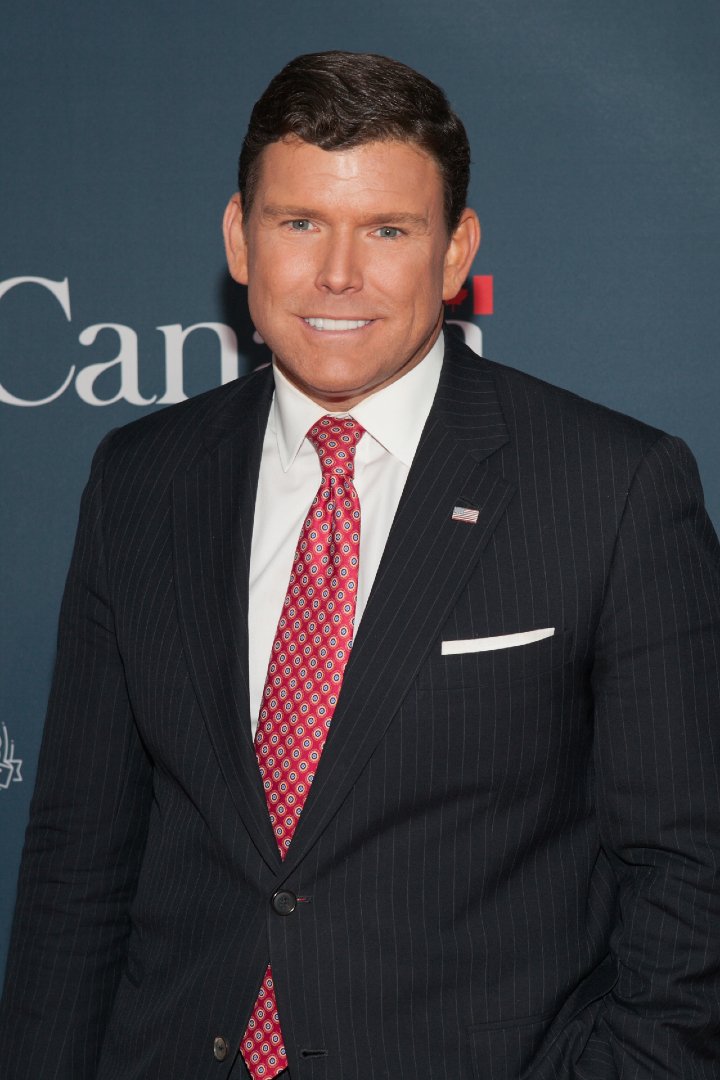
417, 629, 575, 692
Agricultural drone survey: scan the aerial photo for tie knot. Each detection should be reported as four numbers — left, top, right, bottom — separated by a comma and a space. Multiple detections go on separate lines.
307, 415, 365, 478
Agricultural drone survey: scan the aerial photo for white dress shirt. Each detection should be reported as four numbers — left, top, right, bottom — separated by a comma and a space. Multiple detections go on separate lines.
247, 336, 444, 735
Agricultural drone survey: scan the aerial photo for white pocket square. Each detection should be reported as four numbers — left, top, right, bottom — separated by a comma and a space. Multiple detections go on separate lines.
441, 627, 555, 656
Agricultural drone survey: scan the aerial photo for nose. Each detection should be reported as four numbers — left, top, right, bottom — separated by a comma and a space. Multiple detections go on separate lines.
315, 230, 363, 293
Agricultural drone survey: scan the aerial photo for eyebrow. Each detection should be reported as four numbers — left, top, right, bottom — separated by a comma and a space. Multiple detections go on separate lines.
261, 205, 430, 229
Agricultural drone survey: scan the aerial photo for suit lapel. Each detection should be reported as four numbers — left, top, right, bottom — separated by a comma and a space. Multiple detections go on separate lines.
281, 333, 516, 877
173, 365, 283, 872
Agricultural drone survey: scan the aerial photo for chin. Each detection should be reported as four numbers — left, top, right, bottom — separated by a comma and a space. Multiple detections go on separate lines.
297, 360, 371, 390
304, 382, 365, 403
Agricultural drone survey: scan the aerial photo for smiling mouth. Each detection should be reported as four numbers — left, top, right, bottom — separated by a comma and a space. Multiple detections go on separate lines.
303, 317, 373, 331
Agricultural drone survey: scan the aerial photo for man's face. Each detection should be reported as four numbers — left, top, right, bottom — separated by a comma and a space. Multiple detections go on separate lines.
224, 137, 479, 410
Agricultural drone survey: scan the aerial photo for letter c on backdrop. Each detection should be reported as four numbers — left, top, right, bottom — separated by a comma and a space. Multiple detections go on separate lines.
0, 276, 75, 406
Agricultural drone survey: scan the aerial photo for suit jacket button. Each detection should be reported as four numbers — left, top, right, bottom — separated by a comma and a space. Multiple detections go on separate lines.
271, 889, 297, 915
213, 1035, 229, 1061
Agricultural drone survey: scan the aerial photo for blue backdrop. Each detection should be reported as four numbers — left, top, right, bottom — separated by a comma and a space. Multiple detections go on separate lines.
2, 1, 719, 979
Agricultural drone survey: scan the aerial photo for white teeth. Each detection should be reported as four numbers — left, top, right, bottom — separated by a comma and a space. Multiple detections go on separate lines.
304, 318, 371, 331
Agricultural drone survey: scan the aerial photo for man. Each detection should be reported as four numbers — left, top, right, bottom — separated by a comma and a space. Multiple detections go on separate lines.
1, 50, 719, 1080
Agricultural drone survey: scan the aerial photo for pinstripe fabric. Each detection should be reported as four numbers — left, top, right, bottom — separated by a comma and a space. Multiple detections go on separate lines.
1, 329, 719, 1079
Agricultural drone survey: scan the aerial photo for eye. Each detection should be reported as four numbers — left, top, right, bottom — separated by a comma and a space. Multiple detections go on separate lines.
288, 219, 313, 231
374, 226, 402, 239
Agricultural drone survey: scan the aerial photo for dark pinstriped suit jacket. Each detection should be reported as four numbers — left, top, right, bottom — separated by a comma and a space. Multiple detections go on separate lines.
2, 330, 720, 1079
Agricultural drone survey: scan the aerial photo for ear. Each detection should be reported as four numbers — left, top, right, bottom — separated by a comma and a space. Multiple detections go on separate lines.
223, 193, 249, 285
442, 208, 481, 300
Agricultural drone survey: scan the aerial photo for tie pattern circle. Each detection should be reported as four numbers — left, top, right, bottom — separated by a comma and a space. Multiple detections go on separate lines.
241, 415, 364, 1079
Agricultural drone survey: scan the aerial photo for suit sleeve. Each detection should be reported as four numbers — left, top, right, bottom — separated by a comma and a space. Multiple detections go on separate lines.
591, 433, 720, 1078
0, 433, 154, 1080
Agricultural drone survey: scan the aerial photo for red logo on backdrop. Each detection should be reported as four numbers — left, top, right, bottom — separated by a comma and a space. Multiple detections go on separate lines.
445, 275, 494, 316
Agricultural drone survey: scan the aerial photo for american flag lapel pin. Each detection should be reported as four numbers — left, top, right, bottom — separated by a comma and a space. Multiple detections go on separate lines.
452, 505, 479, 525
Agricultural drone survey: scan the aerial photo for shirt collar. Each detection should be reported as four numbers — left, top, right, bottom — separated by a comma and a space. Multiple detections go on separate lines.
271, 334, 444, 471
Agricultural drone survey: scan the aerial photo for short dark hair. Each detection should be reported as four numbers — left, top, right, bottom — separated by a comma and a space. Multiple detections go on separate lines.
238, 51, 471, 233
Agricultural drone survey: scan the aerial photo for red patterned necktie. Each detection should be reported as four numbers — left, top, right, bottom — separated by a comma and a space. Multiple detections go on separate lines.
240, 415, 364, 1080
